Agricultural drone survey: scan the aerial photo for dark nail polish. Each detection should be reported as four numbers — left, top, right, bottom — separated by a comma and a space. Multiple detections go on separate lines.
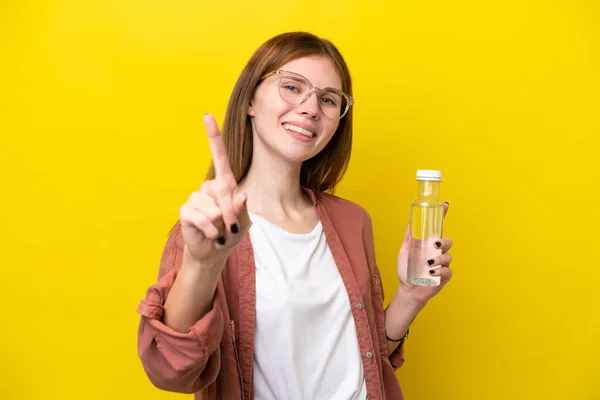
427, 259, 435, 265
444, 201, 449, 205
231, 224, 239, 234
435, 241, 442, 248
217, 237, 225, 245
429, 269, 435, 275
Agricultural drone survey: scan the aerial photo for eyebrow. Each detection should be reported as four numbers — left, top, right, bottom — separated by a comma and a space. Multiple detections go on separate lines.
281, 71, 343, 91
281, 75, 306, 84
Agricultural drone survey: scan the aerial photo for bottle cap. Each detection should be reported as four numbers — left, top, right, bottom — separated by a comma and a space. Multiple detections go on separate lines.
417, 169, 442, 181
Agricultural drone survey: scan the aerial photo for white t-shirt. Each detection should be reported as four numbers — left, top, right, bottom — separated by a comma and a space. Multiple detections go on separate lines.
249, 212, 367, 400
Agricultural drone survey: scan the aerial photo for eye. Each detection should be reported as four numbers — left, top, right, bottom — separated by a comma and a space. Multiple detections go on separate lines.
320, 96, 337, 106
284, 84, 299, 92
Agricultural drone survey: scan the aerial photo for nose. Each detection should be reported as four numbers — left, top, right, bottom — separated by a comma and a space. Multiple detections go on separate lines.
295, 89, 320, 119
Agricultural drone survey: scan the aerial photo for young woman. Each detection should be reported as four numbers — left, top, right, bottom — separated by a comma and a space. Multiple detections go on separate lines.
137, 31, 454, 400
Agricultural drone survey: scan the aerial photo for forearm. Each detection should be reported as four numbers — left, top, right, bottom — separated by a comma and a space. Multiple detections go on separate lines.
163, 247, 227, 333
385, 286, 426, 354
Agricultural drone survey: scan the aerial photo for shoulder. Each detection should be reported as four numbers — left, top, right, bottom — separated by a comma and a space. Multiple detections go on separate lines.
316, 192, 373, 228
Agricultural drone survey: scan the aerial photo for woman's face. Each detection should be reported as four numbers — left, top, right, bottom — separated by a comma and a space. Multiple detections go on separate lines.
248, 56, 343, 165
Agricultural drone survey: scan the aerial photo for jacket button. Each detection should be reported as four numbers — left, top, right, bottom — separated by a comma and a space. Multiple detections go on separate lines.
365, 352, 373, 359
356, 303, 363, 310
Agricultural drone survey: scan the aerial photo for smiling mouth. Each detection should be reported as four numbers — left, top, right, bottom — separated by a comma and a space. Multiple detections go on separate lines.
282, 123, 316, 138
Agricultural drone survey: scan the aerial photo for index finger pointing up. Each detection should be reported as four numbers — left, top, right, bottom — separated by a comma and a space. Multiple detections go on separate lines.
204, 113, 234, 181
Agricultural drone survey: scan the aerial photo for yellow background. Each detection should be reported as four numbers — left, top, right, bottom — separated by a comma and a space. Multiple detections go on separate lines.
1, 1, 599, 399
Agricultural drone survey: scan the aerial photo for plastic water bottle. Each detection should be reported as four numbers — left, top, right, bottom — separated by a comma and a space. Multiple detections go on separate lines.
407, 170, 444, 286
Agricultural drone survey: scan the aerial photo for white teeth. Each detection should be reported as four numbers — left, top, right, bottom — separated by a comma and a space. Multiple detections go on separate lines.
283, 123, 315, 138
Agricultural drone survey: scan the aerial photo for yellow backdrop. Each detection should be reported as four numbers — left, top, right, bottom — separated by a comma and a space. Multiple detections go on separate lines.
1, 1, 599, 399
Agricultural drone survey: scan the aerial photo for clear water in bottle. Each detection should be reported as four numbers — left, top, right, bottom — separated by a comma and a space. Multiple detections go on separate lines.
407, 170, 444, 286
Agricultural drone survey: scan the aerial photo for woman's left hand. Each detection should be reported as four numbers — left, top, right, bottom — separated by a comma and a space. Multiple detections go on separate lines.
396, 202, 453, 306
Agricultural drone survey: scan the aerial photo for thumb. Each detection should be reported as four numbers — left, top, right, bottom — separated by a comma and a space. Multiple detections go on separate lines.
443, 201, 449, 217
233, 191, 249, 221
400, 223, 411, 251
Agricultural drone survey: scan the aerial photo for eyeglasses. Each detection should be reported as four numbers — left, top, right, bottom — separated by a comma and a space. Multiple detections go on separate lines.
260, 70, 354, 119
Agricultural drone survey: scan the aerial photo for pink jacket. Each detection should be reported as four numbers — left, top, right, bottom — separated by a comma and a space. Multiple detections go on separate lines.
137, 190, 406, 399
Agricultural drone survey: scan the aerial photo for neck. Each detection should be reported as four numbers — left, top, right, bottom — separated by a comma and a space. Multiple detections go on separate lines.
239, 147, 309, 216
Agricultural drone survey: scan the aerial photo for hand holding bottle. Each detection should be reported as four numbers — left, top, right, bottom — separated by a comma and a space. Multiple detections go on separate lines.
396, 170, 454, 305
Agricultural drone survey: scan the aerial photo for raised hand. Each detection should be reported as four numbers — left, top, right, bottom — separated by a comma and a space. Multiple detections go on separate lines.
179, 113, 250, 264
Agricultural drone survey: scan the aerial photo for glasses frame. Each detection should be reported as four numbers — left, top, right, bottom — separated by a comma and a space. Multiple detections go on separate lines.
260, 69, 355, 119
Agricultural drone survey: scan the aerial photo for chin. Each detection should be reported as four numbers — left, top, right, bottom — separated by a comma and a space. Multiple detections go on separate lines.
278, 148, 317, 164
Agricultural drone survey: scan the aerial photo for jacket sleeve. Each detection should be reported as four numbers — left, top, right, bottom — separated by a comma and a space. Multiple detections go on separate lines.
362, 212, 406, 371
136, 223, 224, 393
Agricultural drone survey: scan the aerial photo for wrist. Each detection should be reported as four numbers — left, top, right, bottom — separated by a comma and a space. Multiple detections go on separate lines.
182, 246, 228, 282
384, 286, 426, 342
183, 245, 229, 268
396, 285, 429, 309
386, 327, 410, 343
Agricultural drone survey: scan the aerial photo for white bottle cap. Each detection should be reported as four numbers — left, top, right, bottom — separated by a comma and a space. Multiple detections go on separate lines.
417, 169, 442, 181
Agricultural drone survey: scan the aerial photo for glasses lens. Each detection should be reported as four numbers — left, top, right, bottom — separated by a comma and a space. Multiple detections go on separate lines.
278, 73, 310, 105
278, 72, 349, 119
319, 89, 347, 119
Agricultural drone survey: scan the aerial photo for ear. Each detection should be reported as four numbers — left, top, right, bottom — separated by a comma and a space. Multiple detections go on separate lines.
247, 100, 255, 116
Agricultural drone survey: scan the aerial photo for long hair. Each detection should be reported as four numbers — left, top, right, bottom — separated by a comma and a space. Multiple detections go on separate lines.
206, 31, 354, 194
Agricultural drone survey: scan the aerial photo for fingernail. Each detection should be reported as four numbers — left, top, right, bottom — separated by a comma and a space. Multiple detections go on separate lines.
435, 241, 442, 248
427, 259, 435, 265
444, 201, 449, 205
217, 237, 225, 245
231, 224, 239, 234
429, 269, 435, 275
